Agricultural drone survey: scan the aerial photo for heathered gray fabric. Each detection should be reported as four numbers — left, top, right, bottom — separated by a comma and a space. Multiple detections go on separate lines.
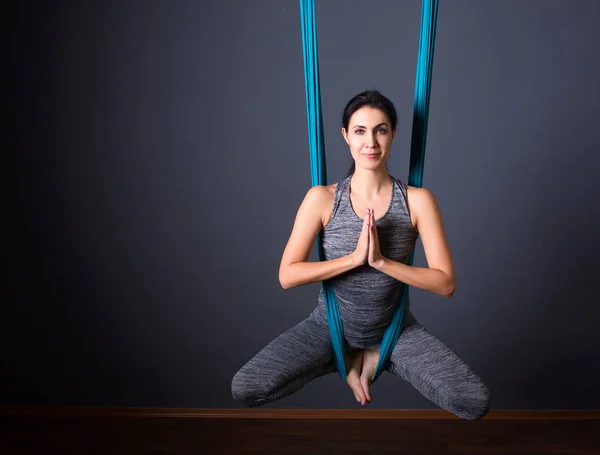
231, 317, 491, 419
231, 174, 491, 419
310, 174, 418, 348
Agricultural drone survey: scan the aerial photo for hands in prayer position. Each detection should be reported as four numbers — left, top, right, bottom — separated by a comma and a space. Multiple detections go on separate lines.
347, 207, 384, 405
352, 208, 384, 268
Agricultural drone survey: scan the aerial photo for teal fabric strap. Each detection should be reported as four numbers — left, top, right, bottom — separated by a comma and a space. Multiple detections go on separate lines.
299, 0, 439, 383
373, 0, 439, 381
300, 0, 347, 379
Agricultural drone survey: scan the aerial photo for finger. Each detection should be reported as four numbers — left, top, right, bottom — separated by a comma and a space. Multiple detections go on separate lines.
370, 210, 378, 238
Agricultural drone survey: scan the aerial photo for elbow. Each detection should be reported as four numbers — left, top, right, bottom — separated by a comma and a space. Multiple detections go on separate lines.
279, 272, 289, 290
278, 266, 293, 290
443, 277, 456, 298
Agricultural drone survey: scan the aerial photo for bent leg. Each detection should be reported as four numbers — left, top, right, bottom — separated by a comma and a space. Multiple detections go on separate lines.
231, 317, 335, 407
387, 323, 491, 420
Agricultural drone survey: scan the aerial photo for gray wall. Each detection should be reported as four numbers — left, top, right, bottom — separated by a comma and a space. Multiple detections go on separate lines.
6, 0, 600, 409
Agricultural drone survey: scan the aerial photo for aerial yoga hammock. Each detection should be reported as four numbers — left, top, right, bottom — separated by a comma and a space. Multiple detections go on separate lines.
299, 0, 439, 383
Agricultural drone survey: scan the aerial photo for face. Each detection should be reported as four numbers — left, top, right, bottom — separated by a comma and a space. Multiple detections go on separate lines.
342, 106, 396, 171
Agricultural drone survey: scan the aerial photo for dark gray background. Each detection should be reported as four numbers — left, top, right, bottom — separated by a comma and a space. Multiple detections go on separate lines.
6, 0, 599, 409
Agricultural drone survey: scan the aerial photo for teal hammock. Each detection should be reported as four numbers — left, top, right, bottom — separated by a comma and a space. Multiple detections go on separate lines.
299, 0, 439, 383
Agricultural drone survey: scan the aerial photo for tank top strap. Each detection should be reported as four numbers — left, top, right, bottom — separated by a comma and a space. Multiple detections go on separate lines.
390, 175, 418, 236
326, 174, 415, 227
389, 175, 405, 207
325, 175, 352, 228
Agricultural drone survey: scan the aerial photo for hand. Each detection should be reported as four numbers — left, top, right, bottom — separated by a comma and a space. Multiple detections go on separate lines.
351, 209, 371, 267
367, 209, 385, 267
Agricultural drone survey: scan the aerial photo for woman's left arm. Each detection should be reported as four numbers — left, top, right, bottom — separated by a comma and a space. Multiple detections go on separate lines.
371, 187, 456, 298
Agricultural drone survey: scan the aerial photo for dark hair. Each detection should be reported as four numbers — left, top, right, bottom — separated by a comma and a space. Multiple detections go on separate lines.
342, 90, 398, 177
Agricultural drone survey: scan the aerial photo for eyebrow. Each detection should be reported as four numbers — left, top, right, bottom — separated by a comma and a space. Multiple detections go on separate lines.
352, 122, 389, 129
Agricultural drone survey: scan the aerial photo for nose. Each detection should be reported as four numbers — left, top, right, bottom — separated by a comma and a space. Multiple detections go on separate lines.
366, 133, 378, 148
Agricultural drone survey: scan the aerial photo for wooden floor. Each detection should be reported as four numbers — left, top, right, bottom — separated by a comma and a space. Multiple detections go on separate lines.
1, 408, 599, 454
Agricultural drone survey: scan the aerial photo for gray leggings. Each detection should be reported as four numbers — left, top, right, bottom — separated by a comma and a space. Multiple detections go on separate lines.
231, 317, 491, 420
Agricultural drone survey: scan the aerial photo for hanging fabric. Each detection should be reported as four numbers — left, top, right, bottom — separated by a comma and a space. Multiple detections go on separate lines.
299, 0, 439, 383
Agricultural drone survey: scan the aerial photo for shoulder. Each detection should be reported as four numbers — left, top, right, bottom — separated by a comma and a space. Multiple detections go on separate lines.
303, 183, 338, 226
406, 185, 437, 205
406, 185, 442, 226
304, 183, 337, 204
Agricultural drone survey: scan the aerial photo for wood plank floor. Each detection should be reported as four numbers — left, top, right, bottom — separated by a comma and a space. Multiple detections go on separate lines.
1, 410, 599, 454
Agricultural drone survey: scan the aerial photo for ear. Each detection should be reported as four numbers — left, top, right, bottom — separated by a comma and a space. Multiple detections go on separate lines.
341, 128, 350, 145
391, 128, 397, 139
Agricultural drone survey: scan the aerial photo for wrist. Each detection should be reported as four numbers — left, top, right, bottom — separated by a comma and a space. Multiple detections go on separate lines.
348, 252, 367, 269
371, 256, 388, 271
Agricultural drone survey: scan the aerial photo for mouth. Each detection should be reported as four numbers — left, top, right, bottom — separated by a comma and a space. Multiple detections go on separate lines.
363, 153, 380, 159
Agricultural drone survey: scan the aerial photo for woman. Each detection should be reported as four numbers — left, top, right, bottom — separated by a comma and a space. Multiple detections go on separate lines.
231, 90, 491, 420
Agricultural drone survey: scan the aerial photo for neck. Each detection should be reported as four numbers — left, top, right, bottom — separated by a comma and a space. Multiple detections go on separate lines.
349, 168, 391, 200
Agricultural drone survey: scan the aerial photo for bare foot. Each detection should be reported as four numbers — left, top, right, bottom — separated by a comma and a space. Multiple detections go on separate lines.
360, 348, 380, 404
345, 349, 366, 405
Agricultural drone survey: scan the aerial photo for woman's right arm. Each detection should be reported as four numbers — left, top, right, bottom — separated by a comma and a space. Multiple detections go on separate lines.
278, 185, 362, 289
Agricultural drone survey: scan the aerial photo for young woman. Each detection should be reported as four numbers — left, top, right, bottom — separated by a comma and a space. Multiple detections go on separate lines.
231, 90, 491, 420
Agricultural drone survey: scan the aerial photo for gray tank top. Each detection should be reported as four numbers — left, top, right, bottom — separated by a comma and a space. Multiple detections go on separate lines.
309, 174, 419, 349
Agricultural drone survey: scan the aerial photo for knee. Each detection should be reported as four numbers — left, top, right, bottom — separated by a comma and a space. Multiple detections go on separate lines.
451, 383, 491, 421
231, 368, 254, 407
231, 367, 270, 408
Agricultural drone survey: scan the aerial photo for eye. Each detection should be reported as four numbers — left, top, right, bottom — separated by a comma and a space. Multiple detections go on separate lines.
354, 129, 364, 135
377, 128, 388, 134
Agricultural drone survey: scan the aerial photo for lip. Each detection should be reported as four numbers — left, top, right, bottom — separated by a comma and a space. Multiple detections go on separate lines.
363, 153, 380, 159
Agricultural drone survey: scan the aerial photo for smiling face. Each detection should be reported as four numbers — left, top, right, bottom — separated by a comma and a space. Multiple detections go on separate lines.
342, 106, 396, 171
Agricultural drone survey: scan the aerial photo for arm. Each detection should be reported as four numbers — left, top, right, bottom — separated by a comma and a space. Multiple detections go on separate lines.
372, 187, 456, 298
278, 186, 360, 290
